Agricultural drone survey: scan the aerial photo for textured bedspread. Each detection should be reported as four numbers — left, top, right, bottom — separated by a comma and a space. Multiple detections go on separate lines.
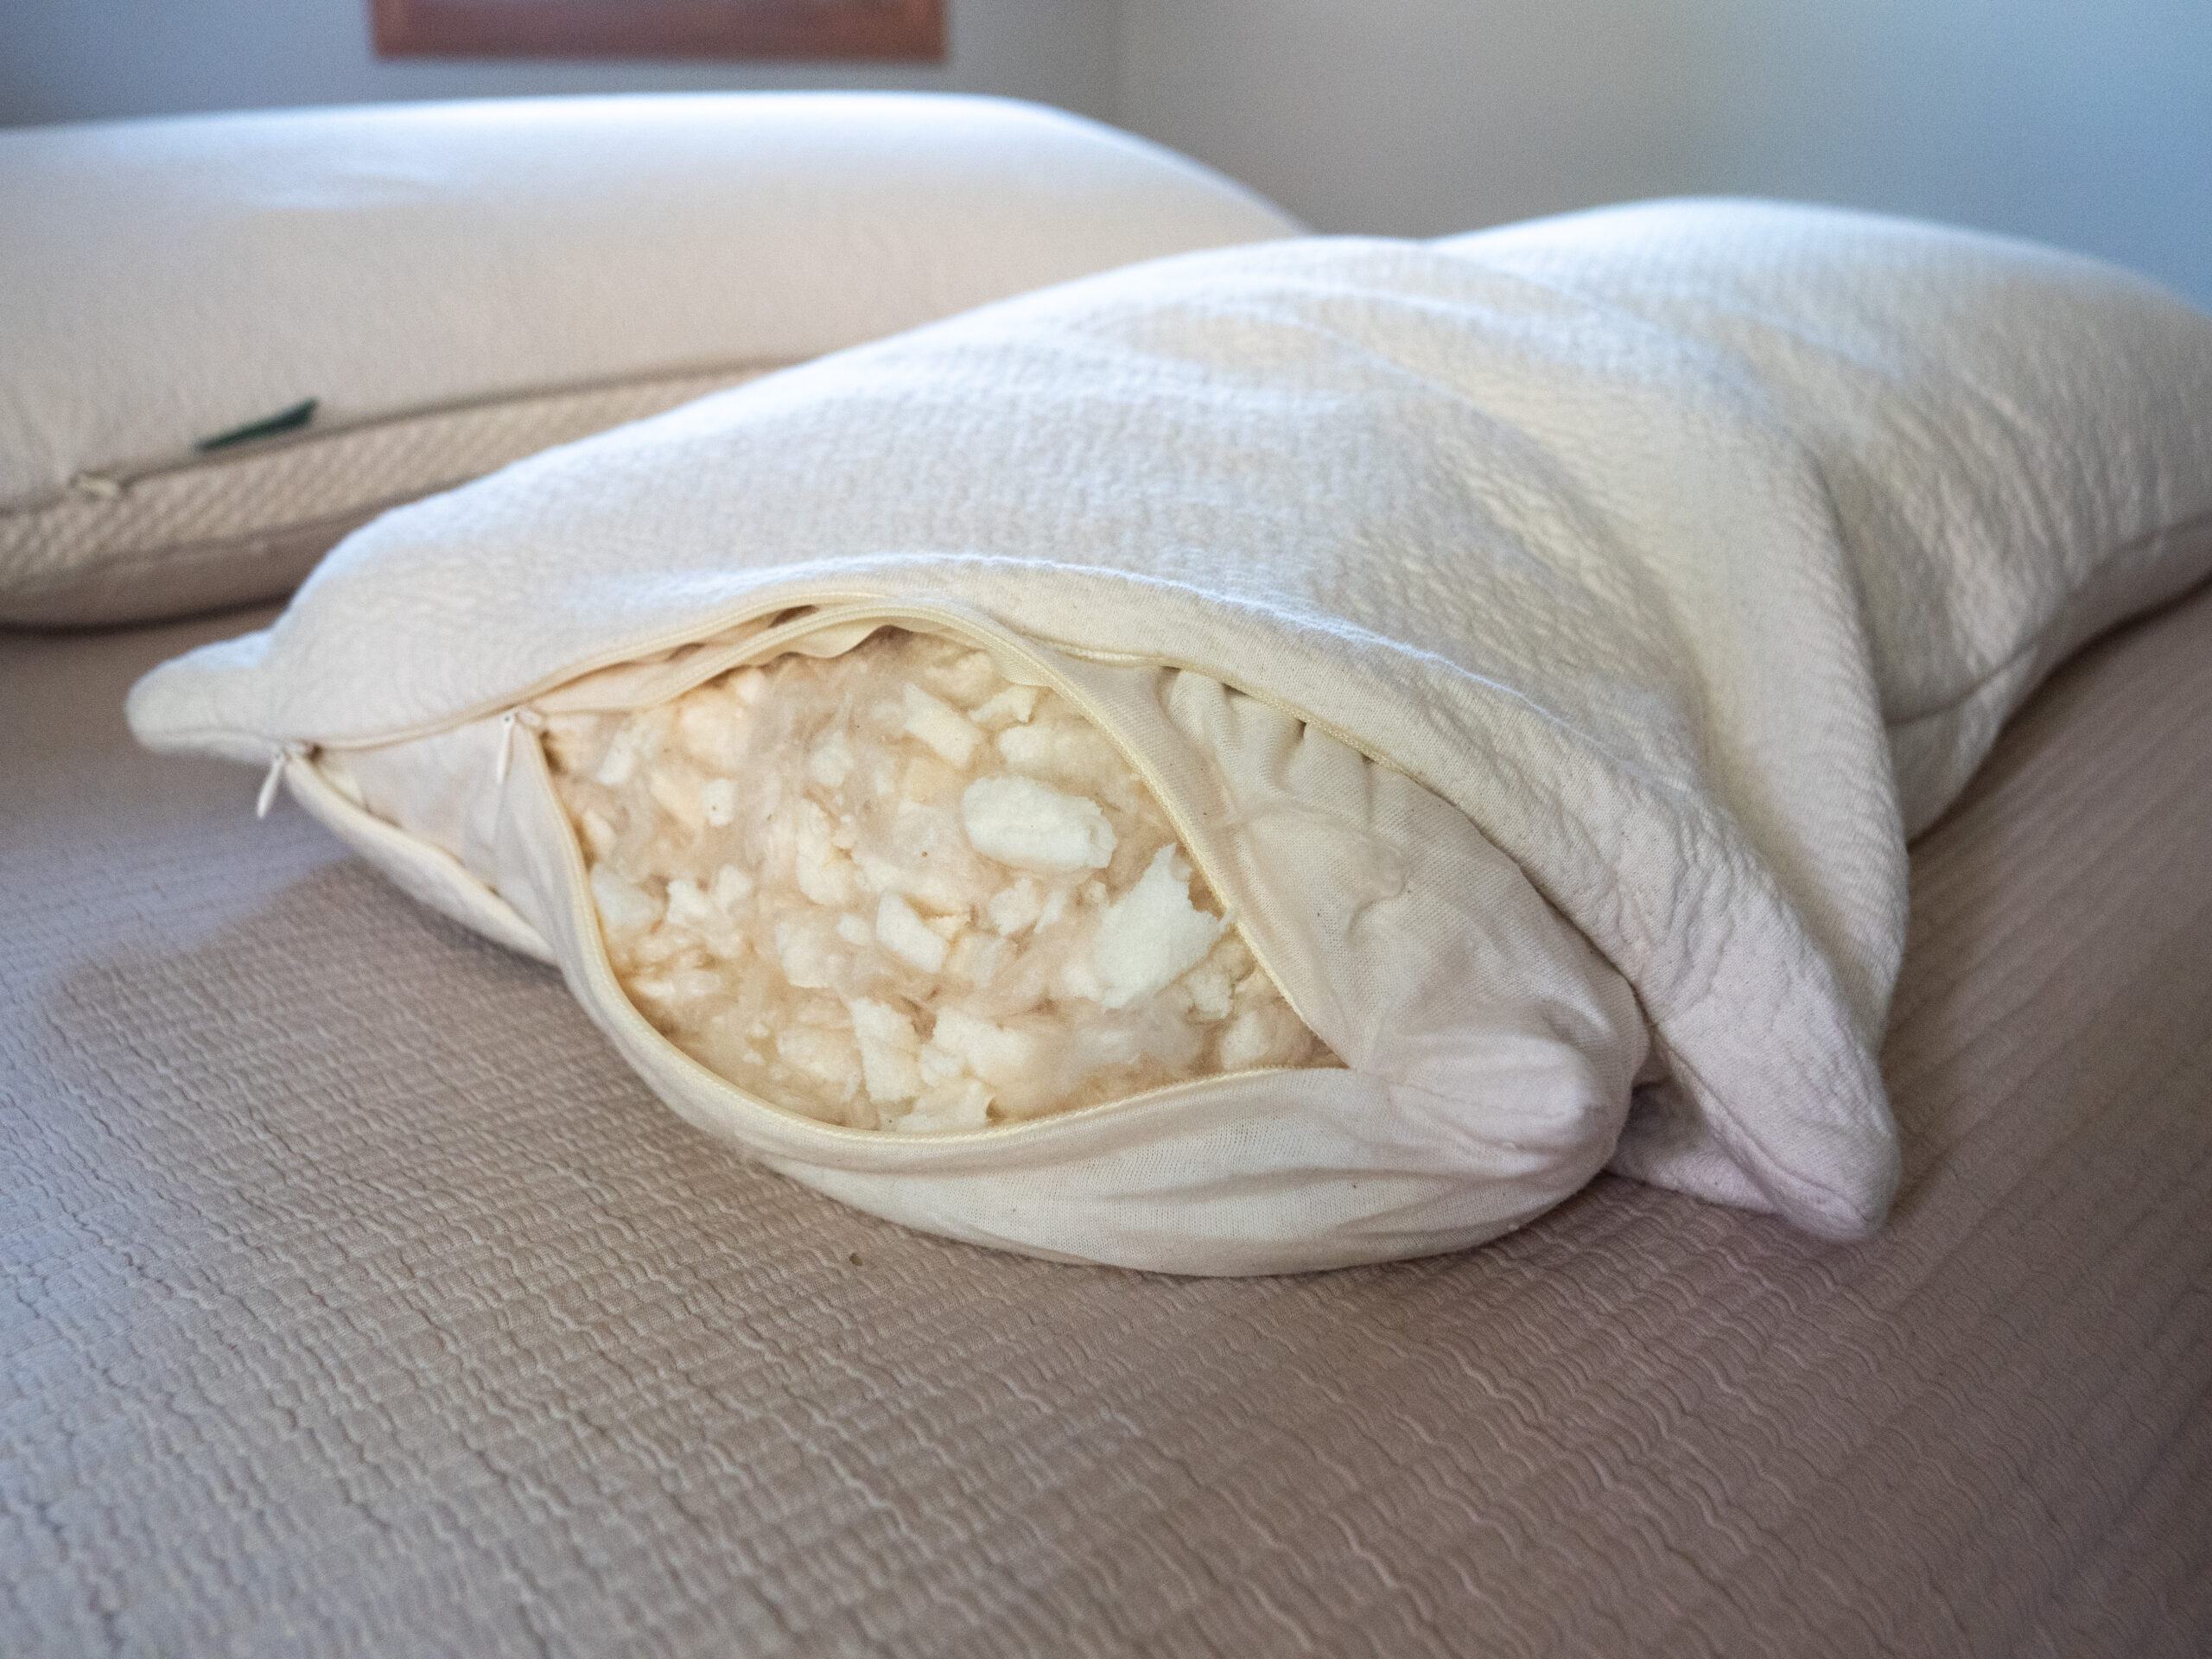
6, 582, 2209, 1655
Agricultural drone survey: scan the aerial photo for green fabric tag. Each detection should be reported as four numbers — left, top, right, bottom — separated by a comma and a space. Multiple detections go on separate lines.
195, 397, 319, 453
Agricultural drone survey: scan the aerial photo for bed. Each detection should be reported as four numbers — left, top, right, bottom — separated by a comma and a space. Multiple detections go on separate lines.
5, 98, 2210, 1657
6, 572, 2209, 1657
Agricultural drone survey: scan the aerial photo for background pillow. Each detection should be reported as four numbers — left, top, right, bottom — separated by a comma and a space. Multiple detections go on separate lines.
0, 92, 1300, 627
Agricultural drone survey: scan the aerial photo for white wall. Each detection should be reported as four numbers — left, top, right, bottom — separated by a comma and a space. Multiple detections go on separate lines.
1119, 0, 1724, 238
5, 0, 2208, 305
0, 0, 1118, 125
1705, 0, 2212, 306
1117, 0, 2212, 306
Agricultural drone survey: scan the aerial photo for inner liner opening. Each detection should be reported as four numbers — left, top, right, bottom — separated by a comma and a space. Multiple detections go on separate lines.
544, 626, 1338, 1132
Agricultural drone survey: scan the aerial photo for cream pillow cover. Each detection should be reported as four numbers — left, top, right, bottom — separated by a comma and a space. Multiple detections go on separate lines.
0, 92, 1300, 626
129, 202, 2212, 1274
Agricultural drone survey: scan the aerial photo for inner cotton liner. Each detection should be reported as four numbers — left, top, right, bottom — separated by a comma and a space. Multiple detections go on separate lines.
545, 627, 1337, 1132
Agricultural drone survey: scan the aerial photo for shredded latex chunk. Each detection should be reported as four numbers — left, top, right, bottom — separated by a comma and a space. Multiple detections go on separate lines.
545, 627, 1336, 1130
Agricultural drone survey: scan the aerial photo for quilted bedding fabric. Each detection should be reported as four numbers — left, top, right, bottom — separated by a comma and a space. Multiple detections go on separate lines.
129, 200, 2212, 1273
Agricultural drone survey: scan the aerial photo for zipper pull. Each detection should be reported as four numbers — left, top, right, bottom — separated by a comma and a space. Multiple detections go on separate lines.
495, 707, 544, 785
256, 741, 310, 819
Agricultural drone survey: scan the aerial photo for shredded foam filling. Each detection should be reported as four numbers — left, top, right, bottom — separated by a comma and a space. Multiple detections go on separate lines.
544, 627, 1338, 1132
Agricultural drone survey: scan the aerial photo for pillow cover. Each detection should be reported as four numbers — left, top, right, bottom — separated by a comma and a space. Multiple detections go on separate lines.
0, 92, 1300, 627
127, 201, 2212, 1274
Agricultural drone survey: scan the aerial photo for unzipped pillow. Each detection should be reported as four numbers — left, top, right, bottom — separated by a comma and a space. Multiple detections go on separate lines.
128, 202, 2212, 1273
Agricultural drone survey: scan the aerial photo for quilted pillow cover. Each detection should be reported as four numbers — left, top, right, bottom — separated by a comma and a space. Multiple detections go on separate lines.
129, 200, 2212, 1273
0, 92, 1299, 626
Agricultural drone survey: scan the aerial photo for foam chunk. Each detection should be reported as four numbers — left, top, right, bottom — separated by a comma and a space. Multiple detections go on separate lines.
774, 916, 841, 990
546, 626, 1336, 1131
994, 717, 1123, 789
1093, 845, 1224, 1009
805, 732, 852, 789
794, 801, 857, 906
898, 1077, 993, 1133
961, 775, 1116, 874
777, 1024, 860, 1101
849, 997, 923, 1103
1218, 1004, 1309, 1071
665, 875, 738, 954
701, 779, 738, 828
590, 865, 661, 936
677, 693, 742, 767
594, 728, 642, 788
931, 1007, 1041, 1091
902, 683, 983, 767
970, 684, 1041, 730
989, 876, 1045, 936
876, 892, 949, 971
649, 770, 704, 834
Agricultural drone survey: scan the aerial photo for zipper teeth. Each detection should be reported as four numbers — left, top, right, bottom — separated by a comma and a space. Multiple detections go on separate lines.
306, 592, 890, 752
297, 592, 1362, 1048
308, 591, 1406, 800
2, 356, 804, 515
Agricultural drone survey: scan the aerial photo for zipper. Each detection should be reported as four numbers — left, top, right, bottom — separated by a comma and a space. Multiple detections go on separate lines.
275, 588, 1412, 804
1, 355, 804, 517
263, 591, 888, 757
264, 593, 1370, 1048
256, 741, 311, 817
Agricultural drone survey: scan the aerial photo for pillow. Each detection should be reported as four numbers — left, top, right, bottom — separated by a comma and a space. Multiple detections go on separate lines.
128, 202, 2212, 1274
0, 92, 1300, 627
